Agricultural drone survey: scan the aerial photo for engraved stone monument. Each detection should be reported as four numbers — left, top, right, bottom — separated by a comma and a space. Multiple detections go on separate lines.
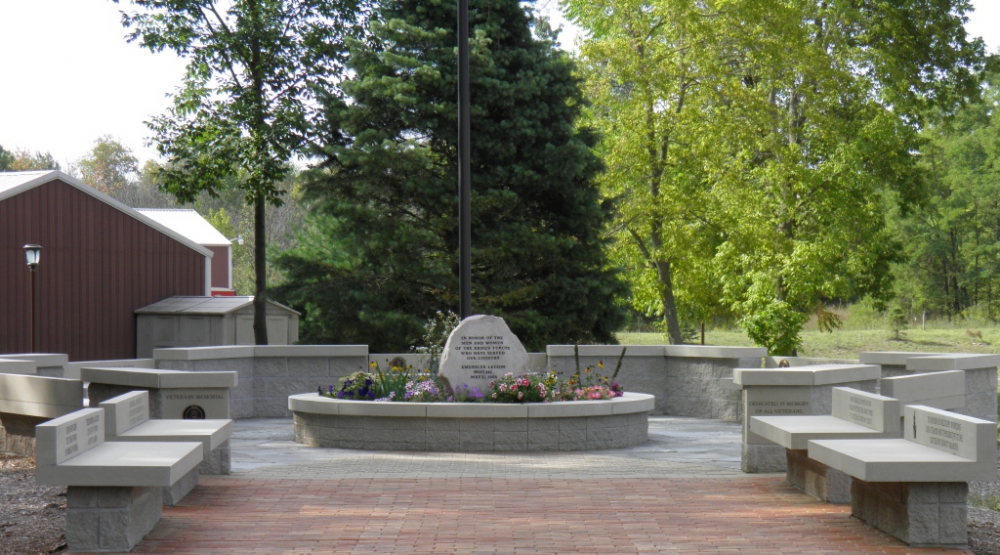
438, 315, 528, 391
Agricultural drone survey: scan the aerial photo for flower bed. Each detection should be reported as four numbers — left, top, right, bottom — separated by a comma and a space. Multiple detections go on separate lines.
324, 359, 625, 403
289, 392, 654, 452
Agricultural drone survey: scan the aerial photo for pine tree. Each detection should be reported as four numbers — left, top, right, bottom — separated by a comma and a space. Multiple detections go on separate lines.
274, 0, 626, 352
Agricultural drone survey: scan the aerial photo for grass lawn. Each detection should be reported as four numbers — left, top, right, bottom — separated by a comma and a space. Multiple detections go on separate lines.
616, 327, 1000, 359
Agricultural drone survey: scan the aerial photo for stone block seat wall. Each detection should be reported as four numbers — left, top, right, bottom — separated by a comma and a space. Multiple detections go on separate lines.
0, 373, 83, 456
547, 345, 767, 419
0, 353, 69, 378
153, 346, 369, 418
290, 392, 654, 452
82, 367, 237, 420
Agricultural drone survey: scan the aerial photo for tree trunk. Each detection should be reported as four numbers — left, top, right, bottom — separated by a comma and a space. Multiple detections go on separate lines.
656, 260, 684, 344
253, 197, 269, 345
248, 0, 269, 346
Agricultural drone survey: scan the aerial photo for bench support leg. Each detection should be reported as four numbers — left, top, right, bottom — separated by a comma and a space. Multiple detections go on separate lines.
199, 440, 231, 475
851, 479, 968, 547
0, 413, 45, 457
163, 466, 199, 506
66, 486, 162, 552
785, 449, 850, 504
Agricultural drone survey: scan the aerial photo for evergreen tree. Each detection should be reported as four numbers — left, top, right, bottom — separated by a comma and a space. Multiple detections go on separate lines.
275, 0, 626, 352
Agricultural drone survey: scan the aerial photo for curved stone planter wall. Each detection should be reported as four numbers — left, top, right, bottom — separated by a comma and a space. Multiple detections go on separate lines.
289, 392, 654, 452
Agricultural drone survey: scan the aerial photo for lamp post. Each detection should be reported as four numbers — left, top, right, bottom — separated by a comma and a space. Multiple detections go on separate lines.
23, 244, 41, 353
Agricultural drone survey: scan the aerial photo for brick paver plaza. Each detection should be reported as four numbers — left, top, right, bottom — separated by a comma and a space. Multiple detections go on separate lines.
93, 417, 973, 555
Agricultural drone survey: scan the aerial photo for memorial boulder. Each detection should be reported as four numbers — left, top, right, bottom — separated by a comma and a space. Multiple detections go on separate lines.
438, 315, 528, 391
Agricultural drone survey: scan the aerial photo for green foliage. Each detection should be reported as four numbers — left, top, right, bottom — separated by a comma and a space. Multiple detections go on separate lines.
116, 0, 365, 344
411, 311, 461, 374
74, 136, 139, 202
888, 304, 909, 340
369, 360, 423, 401
328, 371, 376, 400
274, 0, 626, 352
567, 0, 983, 355
0, 145, 60, 172
890, 68, 1000, 322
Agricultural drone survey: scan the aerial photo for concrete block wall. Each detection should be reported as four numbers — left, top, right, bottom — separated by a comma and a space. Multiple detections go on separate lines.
547, 345, 766, 419
154, 346, 368, 418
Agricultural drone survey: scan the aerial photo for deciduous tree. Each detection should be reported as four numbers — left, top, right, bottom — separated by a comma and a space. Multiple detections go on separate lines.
115, 0, 365, 344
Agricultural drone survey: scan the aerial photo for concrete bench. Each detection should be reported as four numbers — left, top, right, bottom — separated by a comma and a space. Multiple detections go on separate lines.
750, 387, 901, 503
880, 370, 964, 412
82, 366, 237, 419
100, 390, 233, 497
0, 373, 83, 456
35, 407, 203, 552
809, 405, 996, 547
0, 353, 69, 377
733, 363, 881, 472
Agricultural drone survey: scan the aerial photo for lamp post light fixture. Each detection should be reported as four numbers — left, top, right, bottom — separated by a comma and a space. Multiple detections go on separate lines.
23, 244, 41, 353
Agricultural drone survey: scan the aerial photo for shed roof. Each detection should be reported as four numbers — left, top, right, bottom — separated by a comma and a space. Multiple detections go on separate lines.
136, 209, 231, 246
0, 171, 213, 258
135, 296, 301, 316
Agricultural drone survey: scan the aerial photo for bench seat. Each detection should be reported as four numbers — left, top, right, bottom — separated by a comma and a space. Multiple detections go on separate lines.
806, 405, 996, 547
749, 388, 901, 503
99, 390, 233, 482
752, 415, 890, 450
35, 407, 206, 552
36, 440, 203, 487
809, 437, 995, 483
115, 419, 232, 451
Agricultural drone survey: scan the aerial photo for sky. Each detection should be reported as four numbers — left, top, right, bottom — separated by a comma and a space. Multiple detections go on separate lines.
0, 0, 997, 170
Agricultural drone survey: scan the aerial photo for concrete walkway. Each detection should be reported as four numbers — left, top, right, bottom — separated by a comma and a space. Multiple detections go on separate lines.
98, 417, 972, 555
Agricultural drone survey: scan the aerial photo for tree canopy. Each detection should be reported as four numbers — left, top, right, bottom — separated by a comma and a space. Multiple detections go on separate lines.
274, 0, 627, 352
116, 0, 366, 344
567, 0, 984, 353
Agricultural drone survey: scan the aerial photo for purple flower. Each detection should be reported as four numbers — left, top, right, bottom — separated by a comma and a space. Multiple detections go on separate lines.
318, 386, 323, 396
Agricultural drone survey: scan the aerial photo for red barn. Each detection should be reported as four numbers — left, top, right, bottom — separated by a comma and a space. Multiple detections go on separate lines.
0, 171, 212, 360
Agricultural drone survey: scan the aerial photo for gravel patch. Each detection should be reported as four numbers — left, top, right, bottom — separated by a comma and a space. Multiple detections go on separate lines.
0, 455, 65, 555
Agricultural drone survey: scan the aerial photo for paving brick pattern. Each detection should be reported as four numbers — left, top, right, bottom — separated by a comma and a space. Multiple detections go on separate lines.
63, 417, 973, 554
119, 476, 970, 555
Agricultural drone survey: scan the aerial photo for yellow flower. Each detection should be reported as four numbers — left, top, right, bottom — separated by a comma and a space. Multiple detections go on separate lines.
598, 361, 604, 368
369, 361, 376, 368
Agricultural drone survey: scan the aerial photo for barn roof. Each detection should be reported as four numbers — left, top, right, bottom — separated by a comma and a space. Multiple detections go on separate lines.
135, 296, 300, 316
0, 171, 213, 258
136, 209, 231, 246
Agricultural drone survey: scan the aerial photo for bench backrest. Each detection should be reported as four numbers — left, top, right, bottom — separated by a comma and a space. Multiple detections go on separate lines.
905, 405, 994, 464
99, 391, 150, 436
35, 408, 105, 466
0, 373, 84, 419
881, 370, 964, 410
831, 387, 901, 433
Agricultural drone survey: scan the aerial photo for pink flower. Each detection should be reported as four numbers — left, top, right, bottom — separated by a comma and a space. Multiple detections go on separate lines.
517, 391, 523, 400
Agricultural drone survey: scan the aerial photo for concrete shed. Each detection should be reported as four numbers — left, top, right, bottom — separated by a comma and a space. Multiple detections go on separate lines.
135, 296, 300, 357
